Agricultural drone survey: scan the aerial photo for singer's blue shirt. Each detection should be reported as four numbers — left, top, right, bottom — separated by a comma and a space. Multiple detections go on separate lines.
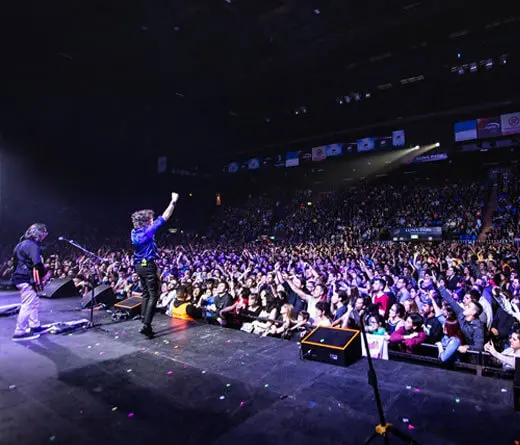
131, 216, 165, 264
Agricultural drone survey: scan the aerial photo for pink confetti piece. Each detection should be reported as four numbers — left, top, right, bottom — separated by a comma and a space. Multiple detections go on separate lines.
99, 352, 105, 356
25, 345, 30, 349
184, 365, 189, 369
240, 401, 246, 407
128, 412, 134, 418
407, 424, 415, 430
413, 388, 420, 393
167, 371, 173, 375
226, 340, 231, 343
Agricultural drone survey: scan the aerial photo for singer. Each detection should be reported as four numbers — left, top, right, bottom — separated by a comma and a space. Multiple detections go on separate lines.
131, 192, 179, 338
11, 223, 49, 341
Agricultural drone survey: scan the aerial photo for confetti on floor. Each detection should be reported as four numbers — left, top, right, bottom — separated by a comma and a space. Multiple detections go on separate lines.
95, 343, 100, 346
114, 336, 119, 339
413, 388, 420, 393
154, 352, 159, 355
167, 371, 173, 375
174, 345, 179, 349
112, 407, 118, 412
201, 370, 207, 374
49, 435, 56, 441
126, 369, 132, 373
128, 413, 134, 418
264, 384, 269, 388
402, 418, 409, 423
455, 398, 460, 403
408, 425, 415, 430
226, 340, 231, 343
501, 388, 507, 393
99, 352, 104, 356
219, 395, 226, 400
320, 339, 325, 343
406, 386, 411, 390
87, 346, 92, 349
163, 340, 169, 344
240, 401, 246, 407
8, 385, 16, 390
226, 383, 232, 388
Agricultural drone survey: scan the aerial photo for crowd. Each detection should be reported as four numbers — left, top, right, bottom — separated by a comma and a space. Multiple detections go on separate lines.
1, 168, 519, 370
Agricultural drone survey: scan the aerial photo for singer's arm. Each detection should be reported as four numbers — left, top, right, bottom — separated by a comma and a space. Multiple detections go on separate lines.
162, 192, 179, 222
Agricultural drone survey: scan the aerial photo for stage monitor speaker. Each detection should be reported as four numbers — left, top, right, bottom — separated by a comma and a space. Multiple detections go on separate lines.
81, 285, 116, 308
40, 278, 79, 299
114, 296, 142, 318
301, 326, 361, 367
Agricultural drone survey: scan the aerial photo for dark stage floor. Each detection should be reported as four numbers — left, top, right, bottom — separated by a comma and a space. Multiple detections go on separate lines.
0, 291, 519, 445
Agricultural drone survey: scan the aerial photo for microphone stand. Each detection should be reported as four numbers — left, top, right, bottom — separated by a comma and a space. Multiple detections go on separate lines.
59, 238, 104, 328
358, 315, 420, 445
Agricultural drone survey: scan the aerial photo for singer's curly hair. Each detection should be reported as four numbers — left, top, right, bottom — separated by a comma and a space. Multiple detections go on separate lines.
131, 209, 154, 229
23, 223, 48, 242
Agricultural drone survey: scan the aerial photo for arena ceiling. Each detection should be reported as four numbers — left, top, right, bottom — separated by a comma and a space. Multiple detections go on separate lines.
1, 0, 520, 169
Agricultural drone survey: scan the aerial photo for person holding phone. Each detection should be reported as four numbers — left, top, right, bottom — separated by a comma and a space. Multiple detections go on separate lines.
131, 192, 179, 338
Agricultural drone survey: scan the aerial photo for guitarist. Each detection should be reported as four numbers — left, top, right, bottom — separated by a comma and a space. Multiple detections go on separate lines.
11, 223, 49, 341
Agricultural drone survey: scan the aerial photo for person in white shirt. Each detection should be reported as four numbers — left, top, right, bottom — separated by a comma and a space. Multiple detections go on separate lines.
484, 327, 520, 370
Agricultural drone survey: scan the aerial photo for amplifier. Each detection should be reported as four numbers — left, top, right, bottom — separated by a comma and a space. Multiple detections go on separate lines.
301, 326, 362, 367
114, 296, 142, 317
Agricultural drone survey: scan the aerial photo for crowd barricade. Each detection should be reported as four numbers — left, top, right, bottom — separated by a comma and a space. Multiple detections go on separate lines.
388, 342, 515, 379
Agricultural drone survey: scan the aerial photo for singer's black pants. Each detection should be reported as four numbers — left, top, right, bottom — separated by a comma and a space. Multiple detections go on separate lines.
135, 262, 160, 327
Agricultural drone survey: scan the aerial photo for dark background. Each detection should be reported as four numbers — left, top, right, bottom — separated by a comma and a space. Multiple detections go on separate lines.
1, 0, 520, 240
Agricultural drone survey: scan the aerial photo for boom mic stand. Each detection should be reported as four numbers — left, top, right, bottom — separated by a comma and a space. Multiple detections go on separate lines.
59, 237, 104, 328
358, 315, 420, 445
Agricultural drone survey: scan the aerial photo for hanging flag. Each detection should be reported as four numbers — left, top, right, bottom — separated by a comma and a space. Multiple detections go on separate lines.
326, 143, 343, 157
157, 156, 167, 174
285, 151, 300, 167
312, 146, 327, 161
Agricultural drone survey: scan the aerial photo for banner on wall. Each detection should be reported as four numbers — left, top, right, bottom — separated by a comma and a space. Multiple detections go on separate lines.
501, 112, 520, 135
361, 334, 389, 360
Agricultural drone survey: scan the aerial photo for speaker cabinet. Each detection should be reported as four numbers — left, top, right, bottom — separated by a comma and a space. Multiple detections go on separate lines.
40, 278, 79, 299
301, 326, 362, 367
81, 285, 116, 308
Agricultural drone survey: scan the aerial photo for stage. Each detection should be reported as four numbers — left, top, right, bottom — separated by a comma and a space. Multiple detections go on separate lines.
0, 291, 518, 445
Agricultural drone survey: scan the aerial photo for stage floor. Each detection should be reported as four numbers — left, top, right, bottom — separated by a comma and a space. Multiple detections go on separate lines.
0, 291, 519, 445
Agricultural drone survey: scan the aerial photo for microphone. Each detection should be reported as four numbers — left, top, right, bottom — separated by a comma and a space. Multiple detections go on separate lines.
58, 236, 71, 242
